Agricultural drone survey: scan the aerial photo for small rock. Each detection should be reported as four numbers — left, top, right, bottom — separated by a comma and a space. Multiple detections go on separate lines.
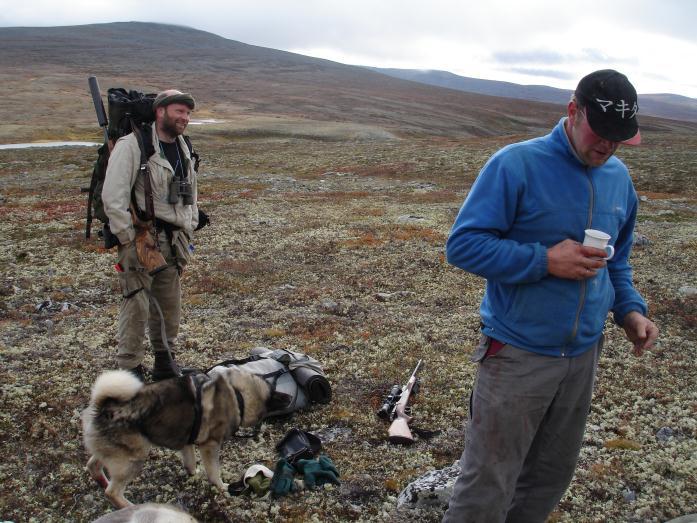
656, 426, 674, 442
318, 298, 341, 315
36, 299, 52, 312
396, 215, 427, 224
397, 461, 461, 509
633, 233, 650, 247
678, 286, 697, 297
639, 195, 649, 202
314, 426, 353, 443
664, 515, 697, 523
375, 291, 414, 302
39, 402, 48, 409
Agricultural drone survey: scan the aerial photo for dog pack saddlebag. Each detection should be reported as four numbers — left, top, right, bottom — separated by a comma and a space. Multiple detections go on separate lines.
208, 347, 331, 418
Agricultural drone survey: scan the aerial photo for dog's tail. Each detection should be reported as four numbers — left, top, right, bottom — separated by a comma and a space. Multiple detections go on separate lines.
90, 370, 144, 407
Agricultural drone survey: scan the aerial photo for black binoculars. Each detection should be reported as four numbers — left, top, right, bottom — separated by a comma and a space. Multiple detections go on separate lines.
168, 177, 193, 206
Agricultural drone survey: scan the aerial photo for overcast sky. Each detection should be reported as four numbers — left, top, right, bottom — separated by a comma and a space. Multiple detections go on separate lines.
2, 0, 697, 98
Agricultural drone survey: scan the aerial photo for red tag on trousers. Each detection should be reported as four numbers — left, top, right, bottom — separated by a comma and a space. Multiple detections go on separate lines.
486, 338, 506, 358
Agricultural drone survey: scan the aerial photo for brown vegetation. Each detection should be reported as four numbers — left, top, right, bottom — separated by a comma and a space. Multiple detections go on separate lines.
1, 130, 696, 522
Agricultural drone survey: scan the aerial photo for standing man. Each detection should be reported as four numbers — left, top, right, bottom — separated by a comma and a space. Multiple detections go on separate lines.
443, 70, 658, 522
103, 90, 199, 381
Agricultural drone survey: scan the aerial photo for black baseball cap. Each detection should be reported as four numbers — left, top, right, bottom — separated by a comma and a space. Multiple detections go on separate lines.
575, 69, 641, 145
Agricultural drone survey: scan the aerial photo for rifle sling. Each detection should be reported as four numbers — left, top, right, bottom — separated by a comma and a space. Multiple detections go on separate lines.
131, 122, 155, 220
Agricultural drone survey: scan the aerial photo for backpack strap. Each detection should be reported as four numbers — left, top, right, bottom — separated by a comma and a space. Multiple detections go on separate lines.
130, 122, 156, 222
85, 143, 109, 239
203, 355, 261, 374
203, 357, 289, 392
182, 135, 200, 172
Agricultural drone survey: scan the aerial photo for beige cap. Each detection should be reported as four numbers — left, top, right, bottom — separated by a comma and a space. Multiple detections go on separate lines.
153, 89, 195, 110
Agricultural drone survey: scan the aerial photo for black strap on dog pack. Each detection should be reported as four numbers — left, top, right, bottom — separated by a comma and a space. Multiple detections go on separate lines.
188, 373, 207, 444
186, 373, 245, 445
234, 388, 245, 425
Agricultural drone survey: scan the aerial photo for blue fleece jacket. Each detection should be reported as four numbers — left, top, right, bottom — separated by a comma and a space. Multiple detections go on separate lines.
446, 118, 647, 357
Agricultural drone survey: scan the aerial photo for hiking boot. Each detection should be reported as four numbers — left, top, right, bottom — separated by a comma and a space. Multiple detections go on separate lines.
127, 364, 147, 382
152, 350, 183, 381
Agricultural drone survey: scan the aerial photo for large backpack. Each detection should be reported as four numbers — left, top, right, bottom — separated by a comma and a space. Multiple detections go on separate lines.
84, 88, 200, 247
207, 347, 332, 418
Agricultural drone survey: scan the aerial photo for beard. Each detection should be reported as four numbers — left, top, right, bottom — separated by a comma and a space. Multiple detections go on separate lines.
161, 110, 188, 137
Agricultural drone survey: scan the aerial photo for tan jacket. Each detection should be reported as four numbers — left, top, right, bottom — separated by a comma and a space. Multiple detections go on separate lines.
102, 124, 199, 244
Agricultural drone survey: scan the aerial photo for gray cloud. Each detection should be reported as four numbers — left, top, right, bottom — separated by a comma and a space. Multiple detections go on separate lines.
502, 68, 576, 81
491, 49, 635, 66
492, 50, 568, 65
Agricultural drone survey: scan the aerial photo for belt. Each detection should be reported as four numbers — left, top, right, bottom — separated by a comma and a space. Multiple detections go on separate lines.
155, 218, 181, 233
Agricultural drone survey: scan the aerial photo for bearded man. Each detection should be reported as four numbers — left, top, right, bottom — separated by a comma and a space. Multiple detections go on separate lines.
102, 90, 199, 381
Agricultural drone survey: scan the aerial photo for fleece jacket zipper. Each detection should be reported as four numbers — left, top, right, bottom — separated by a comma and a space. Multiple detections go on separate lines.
564, 167, 594, 356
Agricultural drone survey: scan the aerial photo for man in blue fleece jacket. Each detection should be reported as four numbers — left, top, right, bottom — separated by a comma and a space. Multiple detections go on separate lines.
442, 70, 658, 523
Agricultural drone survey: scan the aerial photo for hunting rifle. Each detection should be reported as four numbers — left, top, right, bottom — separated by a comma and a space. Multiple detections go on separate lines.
377, 360, 422, 444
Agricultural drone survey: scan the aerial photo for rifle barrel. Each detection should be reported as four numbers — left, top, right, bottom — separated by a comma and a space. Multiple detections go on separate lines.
88, 76, 109, 142
410, 359, 423, 380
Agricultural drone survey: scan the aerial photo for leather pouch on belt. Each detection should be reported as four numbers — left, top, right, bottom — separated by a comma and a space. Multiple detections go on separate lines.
172, 229, 193, 267
135, 226, 168, 275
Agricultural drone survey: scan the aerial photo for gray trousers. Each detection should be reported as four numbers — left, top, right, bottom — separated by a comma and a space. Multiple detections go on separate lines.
115, 233, 181, 370
442, 336, 601, 523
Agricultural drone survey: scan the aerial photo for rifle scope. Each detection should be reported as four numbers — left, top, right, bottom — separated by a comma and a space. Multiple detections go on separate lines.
377, 385, 402, 420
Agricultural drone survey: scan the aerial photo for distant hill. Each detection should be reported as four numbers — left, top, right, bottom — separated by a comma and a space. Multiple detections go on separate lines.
1, 22, 695, 142
370, 68, 697, 123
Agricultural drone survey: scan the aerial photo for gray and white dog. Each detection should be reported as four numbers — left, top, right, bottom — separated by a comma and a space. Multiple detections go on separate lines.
82, 367, 280, 508
92, 503, 198, 523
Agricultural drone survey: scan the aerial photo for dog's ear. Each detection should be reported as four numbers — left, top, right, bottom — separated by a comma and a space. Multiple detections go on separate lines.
267, 391, 292, 412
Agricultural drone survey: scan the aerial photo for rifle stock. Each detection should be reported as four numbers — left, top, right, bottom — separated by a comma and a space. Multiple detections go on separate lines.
388, 410, 414, 444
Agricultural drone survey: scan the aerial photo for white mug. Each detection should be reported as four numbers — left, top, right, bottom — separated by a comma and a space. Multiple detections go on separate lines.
583, 229, 614, 260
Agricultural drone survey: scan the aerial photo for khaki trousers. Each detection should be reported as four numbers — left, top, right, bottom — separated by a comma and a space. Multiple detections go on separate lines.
442, 336, 602, 523
115, 232, 181, 369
